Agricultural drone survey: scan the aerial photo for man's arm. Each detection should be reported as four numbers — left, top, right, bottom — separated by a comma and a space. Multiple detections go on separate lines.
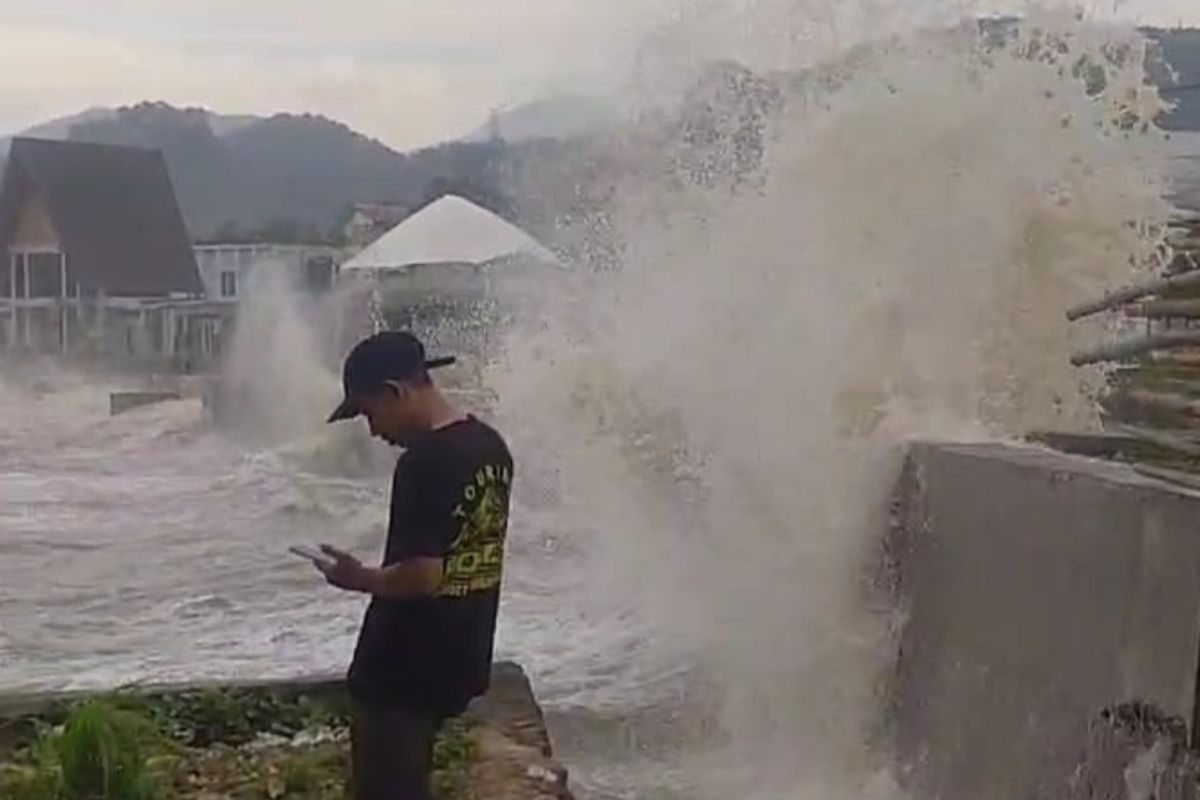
317, 545, 443, 599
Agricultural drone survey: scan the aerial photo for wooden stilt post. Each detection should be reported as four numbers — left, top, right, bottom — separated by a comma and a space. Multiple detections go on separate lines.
7, 252, 16, 352
59, 252, 68, 355
21, 253, 30, 349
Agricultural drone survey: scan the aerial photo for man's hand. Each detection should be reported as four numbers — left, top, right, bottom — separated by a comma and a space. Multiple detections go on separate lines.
317, 545, 375, 593
313, 546, 442, 599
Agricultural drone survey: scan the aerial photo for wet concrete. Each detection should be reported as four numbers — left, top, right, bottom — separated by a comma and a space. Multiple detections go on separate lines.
888, 441, 1200, 800
109, 391, 182, 415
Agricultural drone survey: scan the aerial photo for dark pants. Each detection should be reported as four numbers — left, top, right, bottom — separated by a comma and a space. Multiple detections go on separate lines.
351, 703, 443, 800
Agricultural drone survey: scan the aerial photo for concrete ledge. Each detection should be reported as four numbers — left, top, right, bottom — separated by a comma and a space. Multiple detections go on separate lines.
887, 441, 1200, 800
465, 662, 574, 799
0, 661, 573, 800
109, 391, 181, 415
0, 674, 345, 726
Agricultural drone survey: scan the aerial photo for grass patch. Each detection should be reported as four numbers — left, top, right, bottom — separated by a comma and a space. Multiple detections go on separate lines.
432, 718, 476, 800
0, 687, 474, 800
0, 699, 169, 800
110, 686, 352, 748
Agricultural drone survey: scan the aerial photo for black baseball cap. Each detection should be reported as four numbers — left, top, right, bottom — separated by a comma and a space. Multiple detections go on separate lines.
327, 331, 456, 423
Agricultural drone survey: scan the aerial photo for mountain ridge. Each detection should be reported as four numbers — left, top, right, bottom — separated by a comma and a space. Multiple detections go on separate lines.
1, 24, 1197, 243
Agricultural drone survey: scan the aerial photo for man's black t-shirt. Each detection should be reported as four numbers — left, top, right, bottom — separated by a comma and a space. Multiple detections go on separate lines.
347, 416, 513, 714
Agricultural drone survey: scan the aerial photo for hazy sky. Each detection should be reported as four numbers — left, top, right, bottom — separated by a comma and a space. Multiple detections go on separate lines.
0, 0, 1197, 151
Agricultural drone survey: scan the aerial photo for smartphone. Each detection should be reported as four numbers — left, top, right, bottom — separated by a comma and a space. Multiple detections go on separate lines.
289, 545, 329, 565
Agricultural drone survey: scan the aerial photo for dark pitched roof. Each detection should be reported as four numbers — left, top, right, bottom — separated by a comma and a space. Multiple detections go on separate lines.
0, 137, 202, 296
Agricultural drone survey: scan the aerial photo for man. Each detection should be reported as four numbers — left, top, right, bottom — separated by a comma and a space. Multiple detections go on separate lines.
313, 331, 513, 800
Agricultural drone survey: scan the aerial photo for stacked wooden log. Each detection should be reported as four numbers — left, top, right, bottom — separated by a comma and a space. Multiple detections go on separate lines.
1058, 217, 1200, 471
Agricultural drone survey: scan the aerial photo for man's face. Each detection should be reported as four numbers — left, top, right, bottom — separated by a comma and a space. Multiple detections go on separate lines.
355, 382, 420, 446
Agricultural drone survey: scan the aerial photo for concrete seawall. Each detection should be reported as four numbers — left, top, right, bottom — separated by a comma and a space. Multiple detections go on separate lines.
109, 391, 181, 415
888, 441, 1200, 800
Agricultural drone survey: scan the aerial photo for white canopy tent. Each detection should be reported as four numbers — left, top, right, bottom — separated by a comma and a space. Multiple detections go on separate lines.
340, 194, 558, 272
332, 194, 564, 375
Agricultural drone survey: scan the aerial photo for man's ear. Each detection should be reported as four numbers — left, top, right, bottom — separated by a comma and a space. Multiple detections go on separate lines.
384, 380, 407, 399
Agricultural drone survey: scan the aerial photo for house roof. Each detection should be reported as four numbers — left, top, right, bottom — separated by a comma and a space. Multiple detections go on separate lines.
0, 137, 202, 296
342, 194, 558, 271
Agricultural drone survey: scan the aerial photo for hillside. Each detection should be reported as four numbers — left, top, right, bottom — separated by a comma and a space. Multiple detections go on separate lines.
59, 103, 458, 240
1148, 28, 1200, 130
0, 108, 252, 167
0, 24, 1196, 246
462, 93, 621, 143
0, 102, 525, 243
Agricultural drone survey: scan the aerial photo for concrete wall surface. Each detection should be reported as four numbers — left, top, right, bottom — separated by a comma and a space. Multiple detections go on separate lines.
110, 391, 181, 415
888, 441, 1200, 800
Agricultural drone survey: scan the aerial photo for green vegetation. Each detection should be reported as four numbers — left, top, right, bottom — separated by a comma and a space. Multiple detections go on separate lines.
0, 699, 166, 800
110, 686, 353, 748
0, 687, 475, 800
431, 719, 475, 800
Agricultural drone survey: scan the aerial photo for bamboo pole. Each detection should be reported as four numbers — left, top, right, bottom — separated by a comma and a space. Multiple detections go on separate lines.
1030, 425, 1200, 459
1070, 330, 1200, 366
1066, 269, 1200, 321
1122, 388, 1200, 417
1147, 351, 1200, 367
1125, 299, 1200, 319
1132, 463, 1200, 492
1109, 423, 1200, 457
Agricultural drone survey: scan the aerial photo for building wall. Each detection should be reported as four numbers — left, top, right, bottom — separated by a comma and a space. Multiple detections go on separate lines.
888, 442, 1200, 800
193, 244, 340, 302
2, 191, 65, 302
9, 191, 59, 251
